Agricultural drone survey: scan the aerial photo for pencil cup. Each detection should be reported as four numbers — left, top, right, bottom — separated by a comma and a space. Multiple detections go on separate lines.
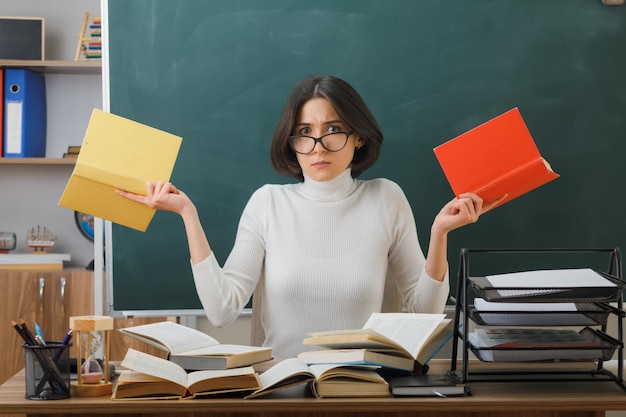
23, 342, 72, 400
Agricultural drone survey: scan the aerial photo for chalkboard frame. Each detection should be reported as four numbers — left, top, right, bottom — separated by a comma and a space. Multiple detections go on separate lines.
104, 0, 626, 317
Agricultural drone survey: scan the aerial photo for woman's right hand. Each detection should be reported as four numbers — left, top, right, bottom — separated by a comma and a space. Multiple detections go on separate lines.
116, 181, 191, 215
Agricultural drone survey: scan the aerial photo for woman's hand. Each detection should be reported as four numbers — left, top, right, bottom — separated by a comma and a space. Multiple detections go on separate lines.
116, 181, 190, 215
432, 192, 506, 235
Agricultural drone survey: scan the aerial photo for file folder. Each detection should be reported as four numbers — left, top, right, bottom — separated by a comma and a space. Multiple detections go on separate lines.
3, 69, 47, 158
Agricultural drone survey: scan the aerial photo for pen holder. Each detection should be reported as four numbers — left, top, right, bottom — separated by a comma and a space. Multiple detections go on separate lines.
23, 342, 72, 400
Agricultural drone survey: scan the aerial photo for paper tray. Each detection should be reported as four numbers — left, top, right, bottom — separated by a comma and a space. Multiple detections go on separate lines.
469, 272, 624, 303
469, 327, 619, 363
469, 303, 612, 327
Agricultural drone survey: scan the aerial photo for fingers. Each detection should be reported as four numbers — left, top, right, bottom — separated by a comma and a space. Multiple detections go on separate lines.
481, 194, 508, 213
115, 188, 146, 204
116, 181, 181, 209
455, 192, 508, 223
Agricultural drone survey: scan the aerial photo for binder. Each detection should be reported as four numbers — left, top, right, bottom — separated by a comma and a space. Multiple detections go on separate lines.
3, 69, 47, 158
0, 68, 3, 157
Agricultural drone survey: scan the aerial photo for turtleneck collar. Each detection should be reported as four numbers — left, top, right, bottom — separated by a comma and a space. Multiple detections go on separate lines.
298, 168, 357, 201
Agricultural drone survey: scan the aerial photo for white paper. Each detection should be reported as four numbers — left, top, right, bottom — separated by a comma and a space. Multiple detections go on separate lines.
486, 268, 615, 288
474, 298, 578, 312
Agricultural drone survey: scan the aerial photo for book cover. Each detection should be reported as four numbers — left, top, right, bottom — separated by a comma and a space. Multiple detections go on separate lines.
387, 374, 466, 397
58, 109, 182, 232
117, 320, 272, 370
433, 107, 559, 208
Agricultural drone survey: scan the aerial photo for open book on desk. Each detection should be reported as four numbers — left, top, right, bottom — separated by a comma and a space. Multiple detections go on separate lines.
301, 313, 452, 373
433, 107, 559, 208
245, 358, 390, 399
117, 320, 272, 370
113, 348, 261, 400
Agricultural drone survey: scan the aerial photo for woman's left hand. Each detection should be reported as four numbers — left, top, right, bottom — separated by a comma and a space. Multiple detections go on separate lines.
433, 192, 505, 234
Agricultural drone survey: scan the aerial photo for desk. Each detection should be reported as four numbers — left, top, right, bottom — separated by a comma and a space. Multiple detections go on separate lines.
1, 361, 625, 417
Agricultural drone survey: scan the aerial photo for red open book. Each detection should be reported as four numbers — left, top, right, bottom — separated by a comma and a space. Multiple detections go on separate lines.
433, 108, 559, 208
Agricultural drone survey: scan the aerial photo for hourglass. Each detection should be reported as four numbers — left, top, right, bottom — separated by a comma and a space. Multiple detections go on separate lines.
69, 316, 114, 396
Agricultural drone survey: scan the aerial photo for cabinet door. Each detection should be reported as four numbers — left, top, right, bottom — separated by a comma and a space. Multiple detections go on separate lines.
37, 271, 94, 357
0, 271, 41, 385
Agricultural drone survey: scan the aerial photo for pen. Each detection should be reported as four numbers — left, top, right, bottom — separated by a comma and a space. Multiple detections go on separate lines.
52, 330, 73, 362
35, 322, 46, 345
61, 329, 73, 345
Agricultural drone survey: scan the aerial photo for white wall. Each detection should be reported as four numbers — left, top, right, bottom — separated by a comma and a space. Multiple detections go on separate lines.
0, 0, 101, 268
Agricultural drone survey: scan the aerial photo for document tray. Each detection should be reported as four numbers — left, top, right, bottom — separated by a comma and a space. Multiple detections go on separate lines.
469, 327, 619, 363
469, 303, 613, 327
469, 272, 624, 303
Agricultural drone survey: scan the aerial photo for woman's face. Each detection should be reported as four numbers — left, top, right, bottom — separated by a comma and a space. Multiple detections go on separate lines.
292, 98, 363, 182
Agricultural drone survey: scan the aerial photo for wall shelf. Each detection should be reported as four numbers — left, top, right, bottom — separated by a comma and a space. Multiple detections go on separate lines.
0, 59, 101, 74
0, 158, 76, 165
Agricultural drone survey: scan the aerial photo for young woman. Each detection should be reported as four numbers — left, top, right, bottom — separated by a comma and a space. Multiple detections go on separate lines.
117, 75, 501, 360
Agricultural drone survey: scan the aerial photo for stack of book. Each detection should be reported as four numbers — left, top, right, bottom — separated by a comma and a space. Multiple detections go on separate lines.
117, 320, 273, 371
299, 312, 453, 374
113, 320, 275, 399
0, 253, 71, 270
62, 145, 81, 159
296, 312, 462, 397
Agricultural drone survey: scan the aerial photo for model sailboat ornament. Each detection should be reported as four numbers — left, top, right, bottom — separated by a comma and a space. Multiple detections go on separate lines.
26, 226, 58, 253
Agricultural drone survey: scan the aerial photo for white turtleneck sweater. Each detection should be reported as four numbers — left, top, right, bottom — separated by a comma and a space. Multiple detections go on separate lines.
192, 169, 449, 360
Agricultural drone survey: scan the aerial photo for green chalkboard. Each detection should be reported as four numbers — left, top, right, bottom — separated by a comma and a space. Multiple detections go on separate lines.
107, 0, 626, 315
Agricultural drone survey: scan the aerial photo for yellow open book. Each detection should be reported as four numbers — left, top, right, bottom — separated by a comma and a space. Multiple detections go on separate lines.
58, 109, 182, 232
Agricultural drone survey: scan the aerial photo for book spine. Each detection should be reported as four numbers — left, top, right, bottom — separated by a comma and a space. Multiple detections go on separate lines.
474, 157, 558, 205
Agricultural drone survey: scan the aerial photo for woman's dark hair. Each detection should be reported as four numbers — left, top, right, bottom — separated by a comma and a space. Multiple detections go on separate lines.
270, 75, 383, 181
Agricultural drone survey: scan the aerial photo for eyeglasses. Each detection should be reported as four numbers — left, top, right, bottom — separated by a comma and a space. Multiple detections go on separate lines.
288, 131, 353, 154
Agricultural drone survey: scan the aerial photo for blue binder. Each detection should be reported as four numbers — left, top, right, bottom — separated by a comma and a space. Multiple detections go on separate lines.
3, 69, 47, 157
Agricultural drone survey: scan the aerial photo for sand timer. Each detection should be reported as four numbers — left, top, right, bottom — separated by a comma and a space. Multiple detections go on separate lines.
69, 316, 114, 396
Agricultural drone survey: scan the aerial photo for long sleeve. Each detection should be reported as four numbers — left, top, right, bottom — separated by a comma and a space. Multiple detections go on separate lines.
190, 170, 449, 359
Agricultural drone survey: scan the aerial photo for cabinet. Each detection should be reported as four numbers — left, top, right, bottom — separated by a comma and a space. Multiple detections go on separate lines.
0, 269, 92, 385
450, 248, 626, 394
0, 269, 165, 387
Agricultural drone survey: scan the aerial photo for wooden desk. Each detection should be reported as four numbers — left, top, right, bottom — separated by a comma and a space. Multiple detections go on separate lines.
1, 361, 625, 417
